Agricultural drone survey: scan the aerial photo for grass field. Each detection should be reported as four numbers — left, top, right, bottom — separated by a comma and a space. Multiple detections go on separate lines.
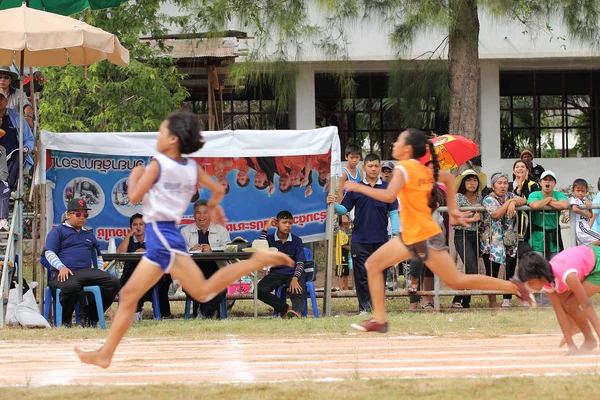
8, 258, 600, 399
4, 375, 600, 400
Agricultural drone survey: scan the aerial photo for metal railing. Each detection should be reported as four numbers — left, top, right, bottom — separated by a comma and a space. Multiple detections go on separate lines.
383, 203, 592, 310
0, 198, 23, 327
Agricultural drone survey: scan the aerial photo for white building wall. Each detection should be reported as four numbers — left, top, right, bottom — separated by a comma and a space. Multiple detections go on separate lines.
289, 64, 316, 129
162, 3, 600, 186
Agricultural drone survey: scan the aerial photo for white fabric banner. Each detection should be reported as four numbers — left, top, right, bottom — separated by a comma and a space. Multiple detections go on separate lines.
38, 127, 341, 183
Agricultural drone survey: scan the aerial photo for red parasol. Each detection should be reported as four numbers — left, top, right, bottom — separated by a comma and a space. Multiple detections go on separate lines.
418, 134, 479, 170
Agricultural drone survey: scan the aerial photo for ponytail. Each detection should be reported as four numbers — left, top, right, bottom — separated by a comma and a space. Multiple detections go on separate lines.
427, 140, 440, 211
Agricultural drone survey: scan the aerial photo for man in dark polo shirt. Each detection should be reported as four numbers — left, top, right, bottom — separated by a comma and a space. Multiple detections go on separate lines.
44, 198, 120, 327
327, 153, 400, 314
257, 210, 306, 318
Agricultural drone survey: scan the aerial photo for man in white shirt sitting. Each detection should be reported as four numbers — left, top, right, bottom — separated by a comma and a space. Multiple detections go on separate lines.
180, 200, 231, 318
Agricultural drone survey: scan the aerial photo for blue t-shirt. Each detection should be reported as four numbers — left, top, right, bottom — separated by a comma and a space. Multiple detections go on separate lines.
592, 192, 600, 233
45, 224, 100, 270
341, 179, 399, 244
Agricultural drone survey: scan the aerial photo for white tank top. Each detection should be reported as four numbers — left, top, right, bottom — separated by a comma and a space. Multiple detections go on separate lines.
142, 154, 198, 223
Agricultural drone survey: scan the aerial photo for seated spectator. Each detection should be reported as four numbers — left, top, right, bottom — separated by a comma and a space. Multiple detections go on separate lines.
180, 199, 231, 319
0, 91, 34, 195
570, 178, 600, 246
480, 173, 526, 308
44, 198, 120, 327
257, 211, 306, 318
0, 66, 36, 129
117, 213, 172, 322
0, 144, 9, 231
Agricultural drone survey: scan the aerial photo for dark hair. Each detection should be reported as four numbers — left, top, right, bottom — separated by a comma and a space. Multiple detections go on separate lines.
363, 153, 380, 164
276, 210, 293, 220
345, 144, 361, 157
457, 174, 479, 195
193, 199, 208, 210
237, 175, 250, 187
338, 214, 350, 225
166, 110, 204, 155
481, 186, 493, 198
318, 177, 327, 187
404, 128, 439, 211
511, 159, 537, 182
517, 251, 555, 283
129, 213, 143, 227
223, 181, 230, 195
279, 184, 292, 193
573, 178, 588, 190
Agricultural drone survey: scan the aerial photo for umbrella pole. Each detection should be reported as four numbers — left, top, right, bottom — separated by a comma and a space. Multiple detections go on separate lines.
16, 52, 24, 304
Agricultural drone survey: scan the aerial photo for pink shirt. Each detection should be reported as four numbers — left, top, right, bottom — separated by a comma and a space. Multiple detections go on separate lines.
543, 246, 596, 293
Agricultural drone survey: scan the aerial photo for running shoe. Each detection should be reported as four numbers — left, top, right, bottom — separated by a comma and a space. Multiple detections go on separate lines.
351, 318, 388, 333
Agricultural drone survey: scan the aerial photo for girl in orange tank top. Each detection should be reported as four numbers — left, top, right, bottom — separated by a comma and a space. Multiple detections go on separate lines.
343, 128, 533, 333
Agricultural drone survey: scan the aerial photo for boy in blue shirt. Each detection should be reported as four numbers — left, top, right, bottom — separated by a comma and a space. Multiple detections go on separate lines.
257, 210, 306, 318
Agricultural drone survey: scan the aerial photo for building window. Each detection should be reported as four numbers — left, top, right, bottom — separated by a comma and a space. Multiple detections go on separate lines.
500, 71, 600, 158
315, 73, 446, 160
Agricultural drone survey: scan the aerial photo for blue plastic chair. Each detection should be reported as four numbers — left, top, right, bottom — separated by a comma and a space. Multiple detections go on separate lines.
273, 247, 319, 318
184, 294, 228, 319
117, 286, 162, 320
42, 248, 107, 329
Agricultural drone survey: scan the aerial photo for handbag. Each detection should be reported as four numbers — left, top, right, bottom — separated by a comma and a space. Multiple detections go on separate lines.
502, 215, 518, 247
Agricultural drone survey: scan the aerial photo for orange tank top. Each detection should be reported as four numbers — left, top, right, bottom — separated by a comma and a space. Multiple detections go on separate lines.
396, 160, 442, 244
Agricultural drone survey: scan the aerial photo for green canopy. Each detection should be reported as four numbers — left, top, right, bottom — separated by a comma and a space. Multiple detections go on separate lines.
0, 0, 126, 16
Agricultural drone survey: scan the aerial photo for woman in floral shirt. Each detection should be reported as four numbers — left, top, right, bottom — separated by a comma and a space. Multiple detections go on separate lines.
452, 169, 486, 309
480, 172, 526, 308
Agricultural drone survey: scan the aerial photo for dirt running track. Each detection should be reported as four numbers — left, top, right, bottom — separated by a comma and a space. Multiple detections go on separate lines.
1, 334, 600, 387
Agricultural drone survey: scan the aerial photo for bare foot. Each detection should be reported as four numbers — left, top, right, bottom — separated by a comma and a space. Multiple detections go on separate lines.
74, 347, 112, 369
579, 339, 598, 354
559, 333, 583, 348
566, 346, 580, 356
559, 336, 567, 348
251, 250, 293, 268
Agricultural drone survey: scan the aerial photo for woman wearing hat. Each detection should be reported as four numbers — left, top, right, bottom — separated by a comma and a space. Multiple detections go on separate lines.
480, 173, 527, 308
451, 169, 486, 309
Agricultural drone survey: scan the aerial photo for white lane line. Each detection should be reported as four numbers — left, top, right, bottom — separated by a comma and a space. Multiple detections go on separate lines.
219, 335, 255, 382
2, 353, 599, 374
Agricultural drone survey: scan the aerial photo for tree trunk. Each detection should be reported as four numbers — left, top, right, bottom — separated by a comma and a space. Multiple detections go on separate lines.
448, 0, 480, 171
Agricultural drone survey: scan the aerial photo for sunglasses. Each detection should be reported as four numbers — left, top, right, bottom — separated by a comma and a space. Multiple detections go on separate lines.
70, 211, 89, 218
0, 75, 11, 80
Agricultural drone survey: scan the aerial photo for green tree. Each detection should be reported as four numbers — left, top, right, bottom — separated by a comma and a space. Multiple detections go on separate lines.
40, 1, 193, 132
191, 0, 600, 158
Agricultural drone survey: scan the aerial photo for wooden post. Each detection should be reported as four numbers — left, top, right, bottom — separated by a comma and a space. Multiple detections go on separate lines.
322, 174, 337, 317
38, 183, 46, 313
207, 67, 213, 131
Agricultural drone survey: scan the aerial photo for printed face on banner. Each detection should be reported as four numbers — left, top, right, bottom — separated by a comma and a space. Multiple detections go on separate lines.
47, 152, 331, 248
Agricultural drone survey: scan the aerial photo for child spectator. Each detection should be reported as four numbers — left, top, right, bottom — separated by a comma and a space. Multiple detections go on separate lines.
590, 177, 600, 233
570, 178, 600, 246
336, 214, 351, 290
338, 143, 362, 203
